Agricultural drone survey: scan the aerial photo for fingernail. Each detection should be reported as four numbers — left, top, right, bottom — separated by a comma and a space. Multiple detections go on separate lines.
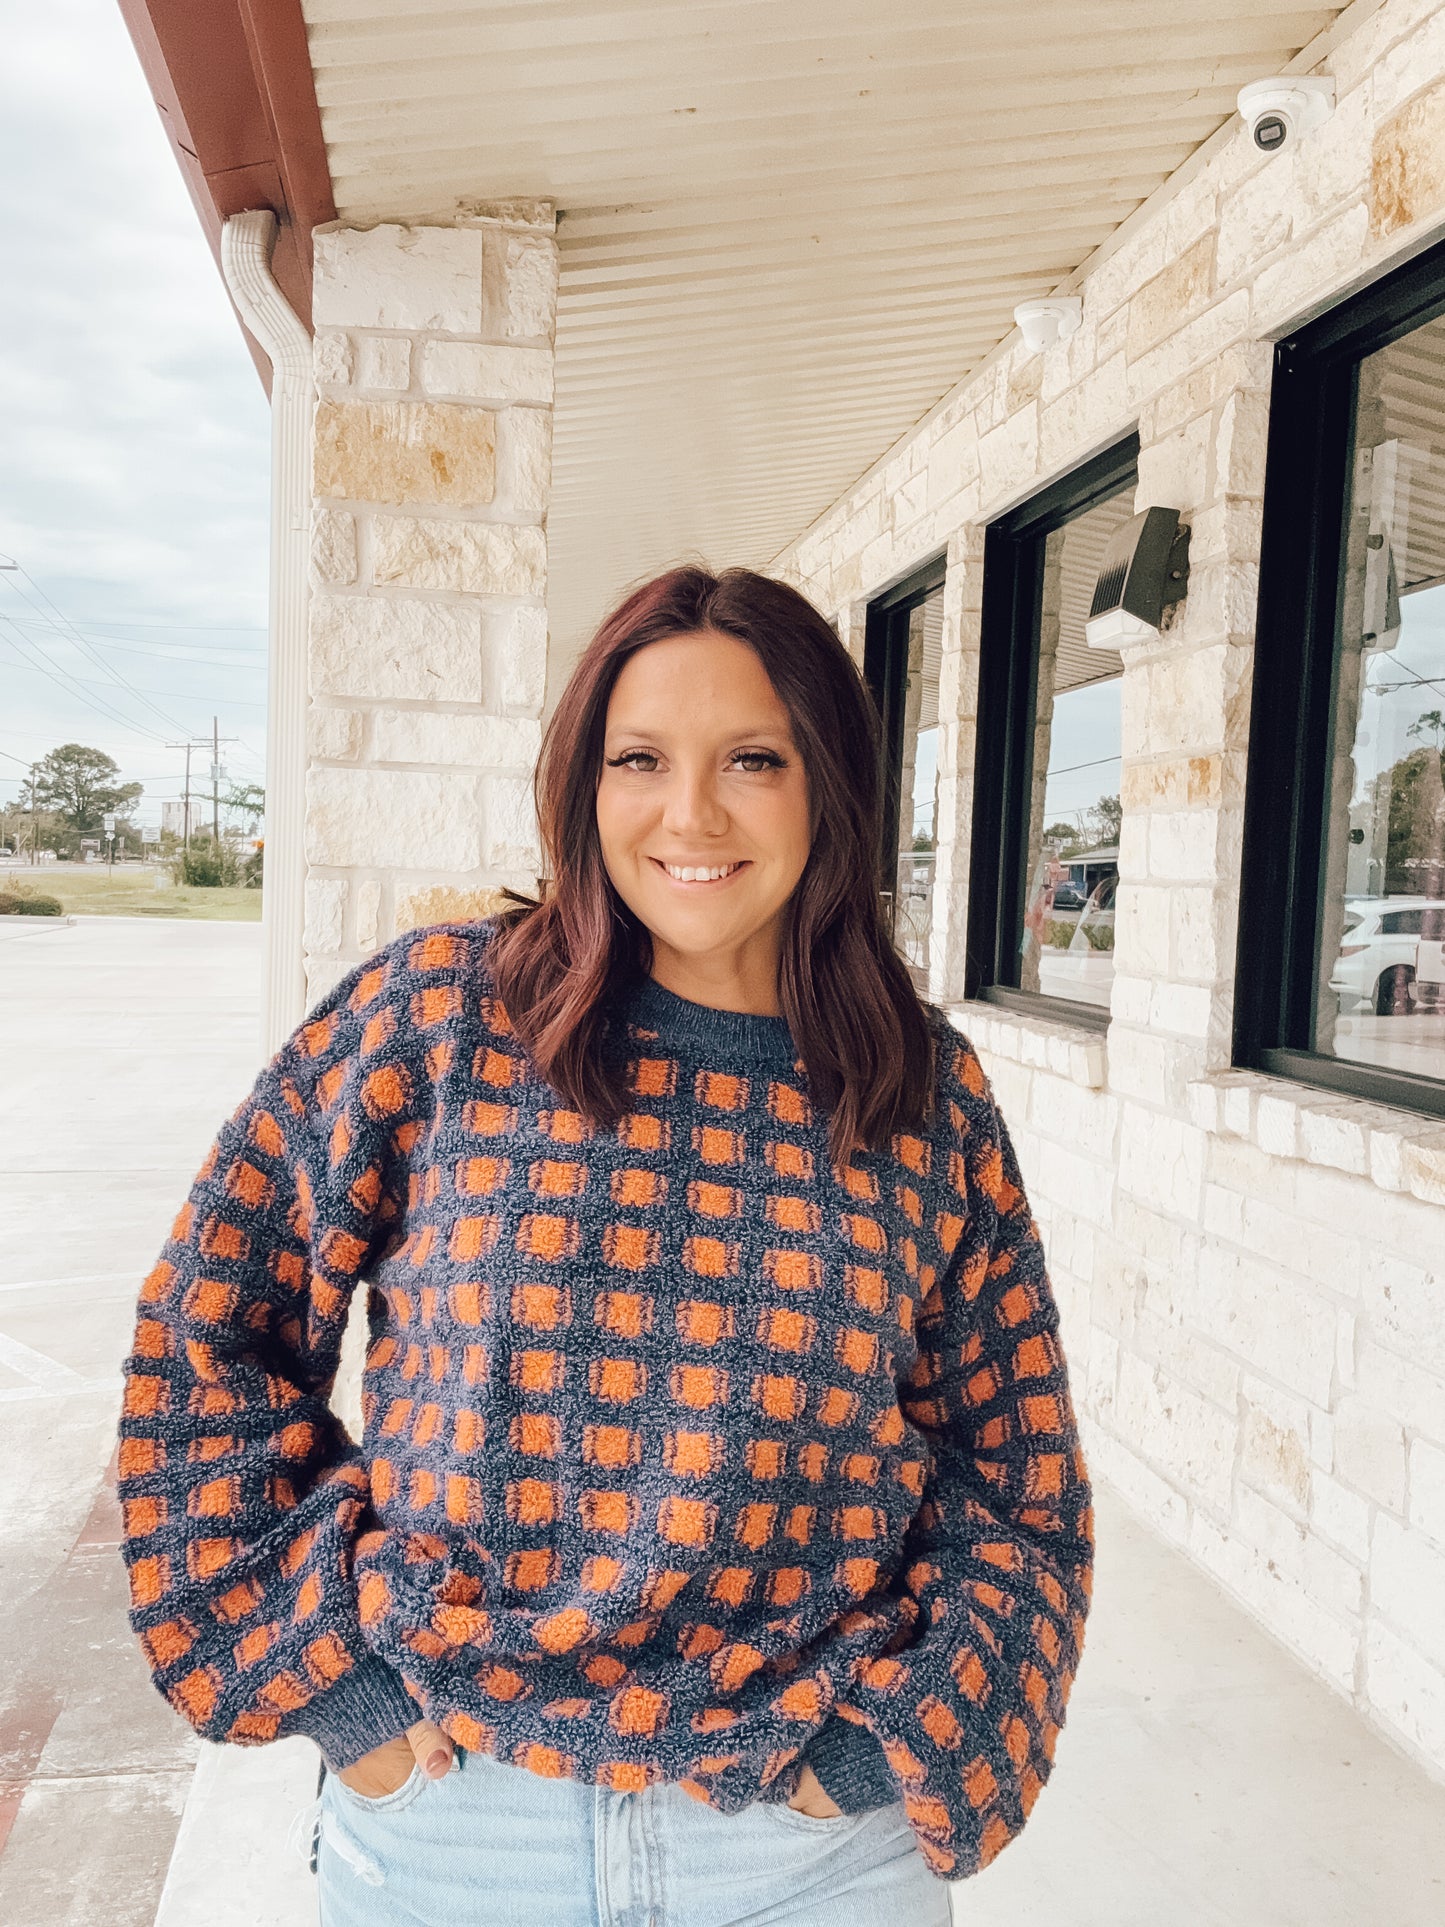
426, 1749, 450, 1777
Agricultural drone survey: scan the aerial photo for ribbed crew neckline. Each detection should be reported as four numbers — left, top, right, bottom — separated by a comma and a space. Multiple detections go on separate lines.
618, 971, 801, 1070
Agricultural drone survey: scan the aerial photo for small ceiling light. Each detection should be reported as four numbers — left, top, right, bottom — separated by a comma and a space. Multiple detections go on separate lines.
1013, 296, 1083, 355
1086, 506, 1191, 650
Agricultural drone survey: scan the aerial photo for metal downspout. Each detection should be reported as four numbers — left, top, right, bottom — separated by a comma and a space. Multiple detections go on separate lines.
219, 209, 313, 1060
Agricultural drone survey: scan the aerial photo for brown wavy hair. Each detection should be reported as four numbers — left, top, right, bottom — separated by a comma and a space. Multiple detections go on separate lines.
487, 563, 939, 1166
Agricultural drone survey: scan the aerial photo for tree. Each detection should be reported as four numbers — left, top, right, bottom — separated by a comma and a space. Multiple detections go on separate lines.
1043, 820, 1085, 856
30, 744, 142, 841
223, 780, 265, 834
1086, 794, 1122, 849
1367, 739, 1445, 893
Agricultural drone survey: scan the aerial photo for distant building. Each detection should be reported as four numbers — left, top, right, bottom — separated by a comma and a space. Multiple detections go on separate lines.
161, 800, 207, 840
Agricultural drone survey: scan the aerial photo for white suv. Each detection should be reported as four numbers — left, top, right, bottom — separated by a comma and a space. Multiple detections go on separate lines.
1329, 898, 1445, 1016
1417, 918, 1445, 1012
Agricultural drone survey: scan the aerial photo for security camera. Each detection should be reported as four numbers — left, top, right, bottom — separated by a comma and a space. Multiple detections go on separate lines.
1013, 296, 1082, 355
1237, 76, 1334, 155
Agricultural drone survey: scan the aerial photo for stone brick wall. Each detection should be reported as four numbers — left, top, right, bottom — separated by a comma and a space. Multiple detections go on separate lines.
770, 0, 1445, 1778
301, 208, 558, 1004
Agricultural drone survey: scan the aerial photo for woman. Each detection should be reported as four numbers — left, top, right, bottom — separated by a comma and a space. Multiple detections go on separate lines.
117, 565, 1094, 1925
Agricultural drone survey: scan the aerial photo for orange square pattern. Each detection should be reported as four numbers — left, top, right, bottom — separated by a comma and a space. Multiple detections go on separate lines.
114, 917, 1094, 1882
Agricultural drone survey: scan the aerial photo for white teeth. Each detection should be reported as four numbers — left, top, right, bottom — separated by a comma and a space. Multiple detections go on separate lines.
663, 862, 740, 882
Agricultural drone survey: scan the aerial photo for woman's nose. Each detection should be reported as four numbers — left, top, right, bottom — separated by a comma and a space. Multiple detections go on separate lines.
661, 768, 729, 833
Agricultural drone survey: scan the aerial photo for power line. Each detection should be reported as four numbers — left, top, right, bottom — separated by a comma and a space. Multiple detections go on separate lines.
71, 638, 264, 667
0, 723, 223, 785
0, 623, 171, 743
1, 633, 267, 733
65, 673, 268, 709
1046, 752, 1121, 778
61, 619, 266, 633
2, 620, 265, 666
0, 557, 202, 738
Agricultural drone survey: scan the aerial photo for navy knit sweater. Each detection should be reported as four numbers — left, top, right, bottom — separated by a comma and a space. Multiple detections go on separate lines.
117, 916, 1093, 1881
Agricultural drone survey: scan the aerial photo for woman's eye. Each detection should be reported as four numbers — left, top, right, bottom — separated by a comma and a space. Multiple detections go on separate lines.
604, 749, 783, 774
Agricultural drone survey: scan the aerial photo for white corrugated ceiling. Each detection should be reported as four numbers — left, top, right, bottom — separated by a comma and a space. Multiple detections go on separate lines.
299, 0, 1350, 686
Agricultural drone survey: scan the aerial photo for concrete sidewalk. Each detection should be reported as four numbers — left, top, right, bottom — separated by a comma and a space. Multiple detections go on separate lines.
0, 917, 1441, 1925
0, 916, 269, 1926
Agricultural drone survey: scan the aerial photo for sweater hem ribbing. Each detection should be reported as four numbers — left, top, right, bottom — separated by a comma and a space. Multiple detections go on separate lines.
797, 1713, 898, 1813
289, 1653, 420, 1772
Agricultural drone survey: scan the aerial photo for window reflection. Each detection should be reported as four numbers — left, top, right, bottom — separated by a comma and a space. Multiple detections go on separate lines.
1020, 488, 1134, 1009
893, 586, 942, 974
1319, 316, 1445, 1081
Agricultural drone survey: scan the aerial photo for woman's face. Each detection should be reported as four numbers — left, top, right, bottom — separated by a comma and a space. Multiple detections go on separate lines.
595, 628, 812, 977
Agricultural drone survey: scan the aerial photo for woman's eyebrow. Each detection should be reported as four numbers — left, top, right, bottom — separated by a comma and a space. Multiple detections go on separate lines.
603, 721, 791, 738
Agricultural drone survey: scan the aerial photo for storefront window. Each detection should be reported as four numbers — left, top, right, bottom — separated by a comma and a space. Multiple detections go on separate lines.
864, 559, 946, 991
1316, 316, 1445, 1082
969, 435, 1138, 1026
1020, 491, 1132, 1008
1240, 237, 1445, 1119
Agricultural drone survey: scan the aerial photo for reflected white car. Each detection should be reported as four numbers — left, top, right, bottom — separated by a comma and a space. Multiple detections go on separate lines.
1418, 931, 1445, 1011
1328, 897, 1445, 1015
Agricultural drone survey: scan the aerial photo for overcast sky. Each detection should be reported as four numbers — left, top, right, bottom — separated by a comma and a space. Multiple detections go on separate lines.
0, 0, 270, 821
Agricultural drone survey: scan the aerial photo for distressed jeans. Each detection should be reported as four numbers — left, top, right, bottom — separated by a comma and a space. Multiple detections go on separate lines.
290, 1743, 953, 1927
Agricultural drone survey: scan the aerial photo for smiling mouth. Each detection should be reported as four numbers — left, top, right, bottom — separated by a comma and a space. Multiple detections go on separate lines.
651, 858, 750, 885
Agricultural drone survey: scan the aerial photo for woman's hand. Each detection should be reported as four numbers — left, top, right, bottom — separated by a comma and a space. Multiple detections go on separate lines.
335, 1717, 455, 1799
787, 1762, 843, 1819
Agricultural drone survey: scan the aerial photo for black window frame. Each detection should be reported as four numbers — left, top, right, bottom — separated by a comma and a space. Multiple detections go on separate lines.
863, 552, 948, 976
966, 432, 1140, 1032
1236, 234, 1445, 1124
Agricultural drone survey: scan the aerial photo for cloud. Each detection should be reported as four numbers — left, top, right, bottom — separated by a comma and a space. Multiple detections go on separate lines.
0, 0, 272, 808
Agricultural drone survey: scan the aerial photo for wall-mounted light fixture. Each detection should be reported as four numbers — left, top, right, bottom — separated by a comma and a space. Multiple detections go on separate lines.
1013, 296, 1082, 354
1085, 505, 1191, 650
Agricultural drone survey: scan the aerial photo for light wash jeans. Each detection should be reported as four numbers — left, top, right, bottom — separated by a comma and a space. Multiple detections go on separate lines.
293, 1743, 953, 1927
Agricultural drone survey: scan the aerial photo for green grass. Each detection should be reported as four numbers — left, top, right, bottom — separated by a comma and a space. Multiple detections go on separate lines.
1, 864, 263, 922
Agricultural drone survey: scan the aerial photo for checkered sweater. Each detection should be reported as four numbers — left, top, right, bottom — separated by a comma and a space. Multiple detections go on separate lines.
117, 916, 1093, 1881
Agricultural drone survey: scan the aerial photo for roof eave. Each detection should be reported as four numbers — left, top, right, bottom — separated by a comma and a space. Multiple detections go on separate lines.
115, 0, 334, 391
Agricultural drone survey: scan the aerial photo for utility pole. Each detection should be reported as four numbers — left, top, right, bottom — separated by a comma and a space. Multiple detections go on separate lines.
212, 717, 221, 847
208, 717, 238, 853
167, 738, 210, 850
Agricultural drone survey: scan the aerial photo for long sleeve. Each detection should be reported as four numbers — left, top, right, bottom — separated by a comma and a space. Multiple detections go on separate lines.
116, 950, 428, 1771
844, 1025, 1095, 1879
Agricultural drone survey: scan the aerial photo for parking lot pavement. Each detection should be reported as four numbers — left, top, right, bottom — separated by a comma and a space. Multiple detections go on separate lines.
0, 916, 267, 1927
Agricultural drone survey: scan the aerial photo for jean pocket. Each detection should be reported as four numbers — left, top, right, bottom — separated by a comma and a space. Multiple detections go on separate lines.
757, 1797, 861, 1833
330, 1759, 428, 1815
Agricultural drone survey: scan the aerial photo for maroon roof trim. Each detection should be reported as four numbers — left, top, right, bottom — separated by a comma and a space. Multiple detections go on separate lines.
116, 0, 336, 387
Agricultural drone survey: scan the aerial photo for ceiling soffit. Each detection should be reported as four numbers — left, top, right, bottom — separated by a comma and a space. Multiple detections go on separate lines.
297, 1, 1348, 667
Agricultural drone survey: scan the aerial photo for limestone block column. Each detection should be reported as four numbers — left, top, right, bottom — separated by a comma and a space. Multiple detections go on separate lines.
300, 207, 558, 1009
1106, 340, 1273, 1212
834, 599, 867, 671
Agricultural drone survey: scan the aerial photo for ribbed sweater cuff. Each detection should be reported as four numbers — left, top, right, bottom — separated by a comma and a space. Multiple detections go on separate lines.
290, 1654, 419, 1772
800, 1713, 898, 1813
